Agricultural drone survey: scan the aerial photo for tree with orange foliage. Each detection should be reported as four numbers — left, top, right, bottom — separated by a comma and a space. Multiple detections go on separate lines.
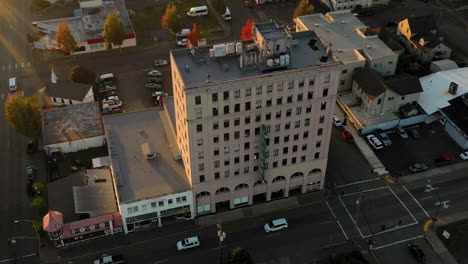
186, 23, 201, 48
55, 21, 77, 54
241, 19, 254, 40
161, 3, 182, 34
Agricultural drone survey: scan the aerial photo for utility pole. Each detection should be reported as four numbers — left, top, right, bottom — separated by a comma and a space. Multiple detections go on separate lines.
217, 222, 226, 264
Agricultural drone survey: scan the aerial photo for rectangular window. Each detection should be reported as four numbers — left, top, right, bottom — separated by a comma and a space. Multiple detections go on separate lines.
151, 202, 157, 208
245, 116, 250, 124
214, 160, 219, 168
297, 93, 303, 102
275, 124, 281, 131
321, 102, 327, 110
298, 80, 304, 88
319, 115, 325, 123
245, 129, 250, 137
301, 155, 306, 162
277, 97, 283, 105
265, 112, 271, 120
303, 131, 309, 139
196, 111, 202, 119
213, 121, 219, 130
199, 163, 204, 171
244, 142, 250, 150
214, 148, 219, 156
198, 151, 204, 158
224, 105, 229, 114
214, 136, 219, 143
234, 90, 240, 98
283, 147, 288, 154
197, 124, 203, 133
244, 166, 249, 173
316, 140, 321, 148
302, 144, 307, 151
158, 201, 164, 207
324, 74, 331, 83
255, 114, 261, 122
295, 120, 300, 128
224, 119, 229, 128
256, 100, 262, 109
296, 107, 302, 115
215, 172, 220, 180
277, 82, 283, 91
276, 111, 281, 119
199, 175, 205, 182
293, 133, 299, 141
256, 86, 262, 94
274, 136, 280, 144
224, 146, 230, 153
282, 159, 287, 166
323, 88, 328, 97
244, 155, 250, 162
176, 197, 182, 203
291, 157, 297, 164
266, 99, 272, 107
212, 93, 218, 102
234, 144, 240, 152
234, 131, 240, 139
213, 107, 219, 116
197, 138, 203, 146
224, 91, 229, 100
306, 105, 312, 113
309, 78, 315, 86
305, 118, 310, 126
267, 84, 273, 93
245, 102, 251, 111
314, 152, 320, 159
195, 96, 201, 105
224, 171, 230, 178
288, 80, 294, 89
285, 122, 291, 130
308, 91, 313, 99
224, 133, 229, 141
317, 128, 323, 136
246, 88, 251, 96
234, 168, 240, 176
224, 159, 230, 166
235, 104, 240, 112
234, 118, 240, 126
287, 95, 293, 103
286, 109, 291, 117
273, 161, 278, 168
274, 149, 279, 156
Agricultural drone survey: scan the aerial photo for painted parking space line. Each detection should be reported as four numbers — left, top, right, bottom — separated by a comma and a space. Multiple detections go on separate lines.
154, 259, 168, 264
336, 178, 381, 188
420, 196, 433, 200
266, 233, 281, 238
320, 220, 334, 224
372, 235, 424, 251
320, 241, 347, 249
402, 186, 431, 218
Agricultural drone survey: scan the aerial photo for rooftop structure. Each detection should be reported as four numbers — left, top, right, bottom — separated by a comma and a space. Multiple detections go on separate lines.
418, 67, 468, 115
295, 11, 398, 92
103, 108, 190, 204
42, 102, 104, 146
171, 22, 335, 87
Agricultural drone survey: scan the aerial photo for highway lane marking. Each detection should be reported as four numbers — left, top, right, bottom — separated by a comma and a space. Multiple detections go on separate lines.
154, 259, 168, 264
0, 253, 37, 263
326, 201, 349, 240
387, 187, 418, 223
266, 233, 281, 238
420, 196, 433, 200
342, 186, 387, 197
339, 197, 366, 239
336, 178, 381, 188
402, 186, 431, 218
372, 235, 424, 251
320, 220, 334, 224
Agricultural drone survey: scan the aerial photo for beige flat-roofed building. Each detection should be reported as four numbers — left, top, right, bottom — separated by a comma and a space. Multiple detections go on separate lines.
295, 11, 398, 92
170, 22, 342, 215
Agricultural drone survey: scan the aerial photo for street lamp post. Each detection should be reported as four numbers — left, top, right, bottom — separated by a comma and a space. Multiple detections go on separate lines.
217, 222, 226, 264
14, 220, 41, 256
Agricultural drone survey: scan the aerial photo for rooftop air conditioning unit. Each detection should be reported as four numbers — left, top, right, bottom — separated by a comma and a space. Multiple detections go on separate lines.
141, 142, 156, 159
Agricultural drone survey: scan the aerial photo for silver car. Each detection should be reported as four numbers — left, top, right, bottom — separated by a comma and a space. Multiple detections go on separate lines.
395, 126, 409, 139
145, 82, 162, 89
408, 163, 428, 173
377, 131, 392, 147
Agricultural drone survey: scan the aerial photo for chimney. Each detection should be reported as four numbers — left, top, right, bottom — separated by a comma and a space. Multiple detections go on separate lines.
448, 82, 458, 95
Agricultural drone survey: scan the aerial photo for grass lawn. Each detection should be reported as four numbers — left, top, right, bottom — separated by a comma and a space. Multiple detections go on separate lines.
437, 219, 468, 262
133, 0, 220, 44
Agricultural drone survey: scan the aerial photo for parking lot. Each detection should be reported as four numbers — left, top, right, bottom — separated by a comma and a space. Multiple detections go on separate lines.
364, 122, 464, 177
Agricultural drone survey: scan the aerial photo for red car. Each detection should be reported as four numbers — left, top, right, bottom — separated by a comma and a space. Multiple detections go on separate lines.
341, 130, 354, 143
434, 155, 455, 166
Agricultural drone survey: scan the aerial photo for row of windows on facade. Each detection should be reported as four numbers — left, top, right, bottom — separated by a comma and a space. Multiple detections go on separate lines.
194, 88, 329, 110
126, 196, 188, 214
198, 153, 318, 183
52, 97, 74, 105
197, 98, 328, 119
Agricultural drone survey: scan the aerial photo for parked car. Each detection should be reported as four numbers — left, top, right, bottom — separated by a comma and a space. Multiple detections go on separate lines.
408, 163, 429, 173
153, 59, 168, 67
145, 83, 162, 89
264, 218, 288, 233
366, 134, 383, 150
341, 130, 354, 143
460, 151, 468, 160
376, 131, 392, 147
147, 70, 162, 77
152, 91, 168, 104
177, 39, 187, 47
26, 166, 37, 182
408, 127, 421, 139
408, 243, 425, 262
434, 155, 455, 166
94, 254, 126, 264
209, 27, 224, 33
177, 236, 200, 251
147, 76, 162, 83
395, 126, 409, 139
332, 115, 342, 127
176, 28, 190, 37
26, 139, 36, 154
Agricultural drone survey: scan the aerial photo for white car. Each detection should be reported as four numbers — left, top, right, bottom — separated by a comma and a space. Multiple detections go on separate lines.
264, 218, 288, 233
176, 236, 200, 251
177, 39, 187, 47
147, 70, 162, 77
460, 151, 468, 160
366, 134, 383, 150
332, 115, 342, 127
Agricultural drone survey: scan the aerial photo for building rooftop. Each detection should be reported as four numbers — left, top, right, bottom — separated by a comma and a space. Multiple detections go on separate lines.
354, 68, 387, 99
442, 96, 468, 134
46, 78, 93, 101
384, 73, 423, 95
73, 169, 118, 217
33, 0, 134, 43
103, 108, 190, 203
418, 67, 468, 115
171, 29, 337, 87
43, 102, 104, 146
256, 22, 289, 39
406, 15, 437, 35
295, 11, 397, 63
431, 59, 459, 72
377, 28, 405, 52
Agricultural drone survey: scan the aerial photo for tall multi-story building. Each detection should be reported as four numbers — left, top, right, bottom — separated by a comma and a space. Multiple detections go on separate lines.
170, 22, 341, 215
295, 11, 398, 92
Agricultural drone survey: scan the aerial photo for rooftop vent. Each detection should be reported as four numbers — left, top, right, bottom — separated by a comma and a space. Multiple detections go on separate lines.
141, 142, 156, 160
337, 49, 343, 52
185, 65, 190, 72
314, 24, 319, 27
366, 45, 372, 49
448, 82, 458, 95
341, 21, 346, 24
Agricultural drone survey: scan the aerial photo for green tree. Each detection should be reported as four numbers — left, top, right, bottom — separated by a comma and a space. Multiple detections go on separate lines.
161, 3, 182, 34
5, 94, 42, 139
227, 248, 254, 264
212, 0, 227, 15
30, 197, 47, 214
55, 21, 77, 54
293, 0, 314, 18
103, 12, 126, 51
32, 182, 45, 196
70, 65, 97, 84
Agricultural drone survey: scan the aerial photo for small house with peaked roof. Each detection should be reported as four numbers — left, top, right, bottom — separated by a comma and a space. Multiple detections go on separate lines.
397, 15, 451, 63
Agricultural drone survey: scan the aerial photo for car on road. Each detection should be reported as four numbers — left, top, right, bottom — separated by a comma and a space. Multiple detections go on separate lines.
434, 155, 455, 166
376, 131, 392, 147
94, 253, 126, 264
147, 70, 162, 77
153, 59, 168, 67
147, 76, 162, 83
264, 218, 288, 232
145, 83, 162, 89
408, 163, 429, 173
460, 151, 468, 160
26, 166, 37, 182
332, 115, 342, 127
26, 139, 36, 154
395, 126, 409, 140
366, 134, 383, 150
408, 243, 425, 262
408, 127, 421, 139
177, 236, 200, 251
177, 39, 187, 47
341, 130, 354, 143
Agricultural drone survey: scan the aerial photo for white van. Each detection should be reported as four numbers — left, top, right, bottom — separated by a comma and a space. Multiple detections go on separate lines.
9, 77, 17, 92
222, 7, 231, 21
176, 28, 190, 37
97, 73, 116, 84
187, 6, 208, 17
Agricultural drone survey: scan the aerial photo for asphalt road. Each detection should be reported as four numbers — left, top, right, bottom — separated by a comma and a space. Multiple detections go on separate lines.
0, 0, 45, 262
